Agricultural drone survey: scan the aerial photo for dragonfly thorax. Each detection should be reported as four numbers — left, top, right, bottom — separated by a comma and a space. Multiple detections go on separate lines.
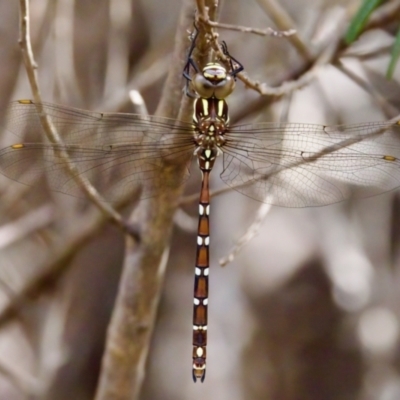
191, 62, 234, 166
193, 96, 228, 154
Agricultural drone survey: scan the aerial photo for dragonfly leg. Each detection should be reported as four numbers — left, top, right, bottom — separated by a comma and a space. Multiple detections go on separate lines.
221, 41, 244, 78
183, 24, 201, 98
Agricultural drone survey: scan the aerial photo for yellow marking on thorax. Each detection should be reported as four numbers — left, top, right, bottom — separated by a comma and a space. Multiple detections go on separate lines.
192, 99, 199, 122
18, 99, 33, 104
383, 155, 396, 162
11, 144, 25, 149
201, 99, 209, 116
217, 100, 224, 117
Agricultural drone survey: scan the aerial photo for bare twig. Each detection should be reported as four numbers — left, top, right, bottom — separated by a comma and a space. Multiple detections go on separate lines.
18, 0, 135, 237
220, 203, 272, 266
204, 19, 296, 38
248, 31, 341, 95
255, 0, 313, 61
237, 63, 317, 96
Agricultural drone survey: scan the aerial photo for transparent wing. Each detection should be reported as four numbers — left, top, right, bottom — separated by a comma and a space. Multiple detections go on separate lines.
0, 100, 195, 202
222, 120, 400, 207
4, 101, 400, 207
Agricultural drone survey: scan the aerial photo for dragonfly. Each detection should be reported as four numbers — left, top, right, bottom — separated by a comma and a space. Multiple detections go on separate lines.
1, 38, 400, 383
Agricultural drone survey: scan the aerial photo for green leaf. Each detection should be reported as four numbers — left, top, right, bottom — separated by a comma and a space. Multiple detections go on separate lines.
387, 26, 400, 79
345, 0, 384, 44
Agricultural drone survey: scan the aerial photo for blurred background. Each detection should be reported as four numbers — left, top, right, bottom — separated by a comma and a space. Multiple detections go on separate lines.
0, 0, 400, 399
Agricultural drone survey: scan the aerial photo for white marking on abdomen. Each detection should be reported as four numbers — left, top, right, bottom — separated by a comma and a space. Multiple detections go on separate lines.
193, 325, 207, 331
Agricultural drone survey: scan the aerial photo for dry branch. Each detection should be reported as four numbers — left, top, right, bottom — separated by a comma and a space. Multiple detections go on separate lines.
93, 0, 196, 398
18, 0, 133, 236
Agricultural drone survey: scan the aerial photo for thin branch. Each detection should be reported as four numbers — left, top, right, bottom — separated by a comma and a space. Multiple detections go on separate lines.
255, 0, 313, 61
237, 62, 317, 96
18, 0, 135, 237
204, 19, 296, 38
219, 203, 272, 266
248, 32, 341, 95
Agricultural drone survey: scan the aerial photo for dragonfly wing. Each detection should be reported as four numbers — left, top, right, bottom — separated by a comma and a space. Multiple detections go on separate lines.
222, 120, 400, 207
4, 100, 193, 144
0, 143, 193, 202
1, 101, 194, 203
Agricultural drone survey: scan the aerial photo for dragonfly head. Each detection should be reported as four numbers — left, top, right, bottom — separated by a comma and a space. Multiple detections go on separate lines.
192, 63, 235, 100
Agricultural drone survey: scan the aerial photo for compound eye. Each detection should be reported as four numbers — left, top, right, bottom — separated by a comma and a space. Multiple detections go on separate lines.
213, 76, 235, 99
192, 74, 215, 98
